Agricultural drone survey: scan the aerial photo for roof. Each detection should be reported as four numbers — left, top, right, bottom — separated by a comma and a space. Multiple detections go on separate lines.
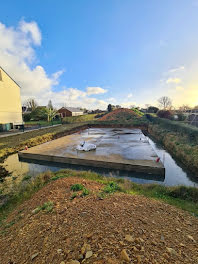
59, 107, 83, 112
0, 66, 21, 88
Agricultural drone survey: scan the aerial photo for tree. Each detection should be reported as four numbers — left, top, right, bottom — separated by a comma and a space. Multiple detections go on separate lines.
107, 104, 112, 112
158, 96, 172, 109
147, 106, 159, 113
45, 108, 58, 122
25, 98, 38, 111
178, 105, 191, 112
157, 110, 172, 119
47, 100, 53, 110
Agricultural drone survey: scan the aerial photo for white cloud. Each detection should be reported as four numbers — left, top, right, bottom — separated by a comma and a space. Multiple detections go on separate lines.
0, 20, 110, 110
86, 86, 107, 95
19, 20, 41, 45
166, 77, 181, 84
127, 93, 133, 98
169, 66, 185, 73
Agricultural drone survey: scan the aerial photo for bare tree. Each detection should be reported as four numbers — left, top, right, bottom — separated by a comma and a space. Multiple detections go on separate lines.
158, 96, 172, 109
25, 98, 38, 111
178, 104, 191, 112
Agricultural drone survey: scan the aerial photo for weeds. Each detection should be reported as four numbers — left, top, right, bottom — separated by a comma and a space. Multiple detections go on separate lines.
103, 181, 121, 193
71, 183, 84, 192
81, 188, 89, 197
70, 192, 77, 200
33, 201, 54, 214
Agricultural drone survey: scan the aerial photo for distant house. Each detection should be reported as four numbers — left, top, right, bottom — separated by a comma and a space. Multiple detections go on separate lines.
58, 107, 84, 117
0, 66, 23, 131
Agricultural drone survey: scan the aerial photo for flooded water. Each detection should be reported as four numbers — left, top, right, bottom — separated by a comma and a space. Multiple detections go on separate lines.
0, 133, 198, 192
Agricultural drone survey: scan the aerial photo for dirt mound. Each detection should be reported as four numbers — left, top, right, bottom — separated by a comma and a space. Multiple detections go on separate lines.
0, 177, 197, 264
99, 108, 141, 122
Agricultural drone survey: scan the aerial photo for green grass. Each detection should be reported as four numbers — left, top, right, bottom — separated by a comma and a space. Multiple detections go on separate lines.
103, 181, 121, 193
32, 201, 54, 214
62, 114, 98, 124
25, 120, 61, 126
70, 183, 84, 191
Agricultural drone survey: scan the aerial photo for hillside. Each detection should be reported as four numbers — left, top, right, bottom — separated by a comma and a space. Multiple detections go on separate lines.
0, 176, 197, 264
99, 108, 143, 122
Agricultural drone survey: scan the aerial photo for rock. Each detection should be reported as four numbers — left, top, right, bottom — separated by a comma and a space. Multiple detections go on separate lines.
166, 247, 177, 256
57, 249, 63, 254
187, 235, 196, 242
125, 234, 134, 242
120, 249, 130, 262
31, 208, 40, 215
31, 252, 39, 260
67, 261, 80, 264
60, 262, 65, 264
136, 255, 141, 264
85, 250, 93, 259
81, 243, 91, 255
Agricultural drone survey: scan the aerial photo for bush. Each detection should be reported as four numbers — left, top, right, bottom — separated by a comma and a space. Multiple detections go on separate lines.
70, 183, 84, 192
146, 114, 198, 144
157, 110, 172, 119
177, 113, 186, 121
103, 181, 121, 193
23, 113, 31, 122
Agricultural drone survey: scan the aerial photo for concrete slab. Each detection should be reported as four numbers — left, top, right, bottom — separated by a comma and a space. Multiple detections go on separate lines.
18, 128, 165, 176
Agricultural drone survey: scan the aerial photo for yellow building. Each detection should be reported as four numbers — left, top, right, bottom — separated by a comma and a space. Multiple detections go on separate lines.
0, 66, 23, 130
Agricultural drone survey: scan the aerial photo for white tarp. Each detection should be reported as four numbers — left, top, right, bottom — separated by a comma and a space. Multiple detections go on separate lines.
76, 141, 96, 151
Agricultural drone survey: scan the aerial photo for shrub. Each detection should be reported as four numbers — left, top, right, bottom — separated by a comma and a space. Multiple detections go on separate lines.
157, 110, 172, 119
70, 183, 84, 192
23, 113, 31, 122
177, 113, 186, 121
103, 181, 121, 193
81, 188, 89, 197
146, 114, 198, 144
70, 192, 77, 200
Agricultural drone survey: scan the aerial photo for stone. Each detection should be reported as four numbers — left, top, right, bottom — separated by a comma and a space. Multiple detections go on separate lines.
67, 261, 80, 264
31, 252, 39, 260
125, 234, 134, 242
81, 243, 91, 255
60, 262, 65, 264
85, 250, 93, 259
57, 249, 63, 254
187, 235, 195, 242
166, 247, 177, 256
120, 249, 130, 262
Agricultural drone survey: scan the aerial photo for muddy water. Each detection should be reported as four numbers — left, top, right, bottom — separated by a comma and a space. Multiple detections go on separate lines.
0, 133, 198, 194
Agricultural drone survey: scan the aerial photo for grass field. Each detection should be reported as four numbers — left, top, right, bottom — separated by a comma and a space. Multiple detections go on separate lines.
62, 113, 98, 123
25, 120, 61, 126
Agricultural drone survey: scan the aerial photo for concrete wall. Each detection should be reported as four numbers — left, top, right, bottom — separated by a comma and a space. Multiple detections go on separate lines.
0, 68, 23, 125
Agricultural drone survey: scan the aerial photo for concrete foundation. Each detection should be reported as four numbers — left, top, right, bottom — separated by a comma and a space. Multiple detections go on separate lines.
18, 128, 165, 176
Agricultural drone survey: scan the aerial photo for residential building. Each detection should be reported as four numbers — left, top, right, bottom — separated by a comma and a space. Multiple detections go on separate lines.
0, 66, 23, 131
58, 107, 84, 117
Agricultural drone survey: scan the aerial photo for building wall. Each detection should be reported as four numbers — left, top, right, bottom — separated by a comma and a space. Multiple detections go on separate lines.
72, 112, 84, 116
58, 108, 72, 117
0, 68, 23, 125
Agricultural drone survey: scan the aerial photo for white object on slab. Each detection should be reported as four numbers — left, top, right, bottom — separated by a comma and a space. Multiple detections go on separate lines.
76, 141, 96, 151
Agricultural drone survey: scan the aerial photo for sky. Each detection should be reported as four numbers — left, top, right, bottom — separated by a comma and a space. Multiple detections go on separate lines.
1, 0, 198, 110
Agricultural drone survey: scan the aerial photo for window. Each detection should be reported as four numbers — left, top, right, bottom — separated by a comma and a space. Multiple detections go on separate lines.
0, 70, 2, 81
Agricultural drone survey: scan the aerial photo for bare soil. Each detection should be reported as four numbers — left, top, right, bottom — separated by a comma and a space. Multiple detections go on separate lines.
0, 177, 197, 264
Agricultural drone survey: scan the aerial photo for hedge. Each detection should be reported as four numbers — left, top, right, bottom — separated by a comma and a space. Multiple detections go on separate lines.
146, 114, 198, 144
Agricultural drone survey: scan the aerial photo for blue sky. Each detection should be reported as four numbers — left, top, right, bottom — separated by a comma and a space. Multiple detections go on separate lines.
1, 0, 198, 109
